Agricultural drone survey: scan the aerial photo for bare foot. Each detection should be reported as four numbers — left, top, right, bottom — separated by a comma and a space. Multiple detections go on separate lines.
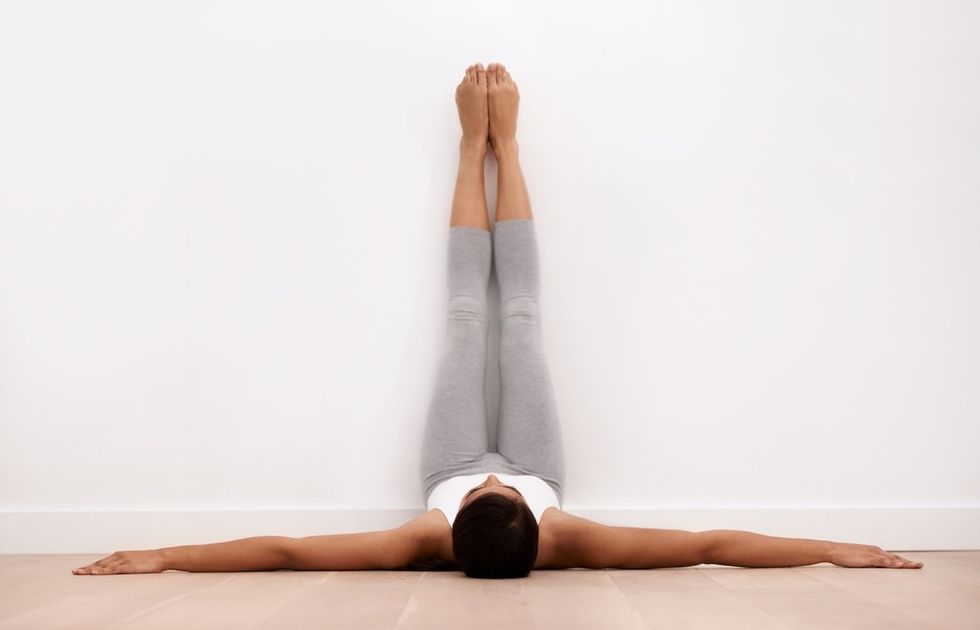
487, 62, 519, 152
455, 63, 488, 152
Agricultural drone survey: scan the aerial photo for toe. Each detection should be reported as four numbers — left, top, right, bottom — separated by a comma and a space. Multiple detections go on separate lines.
475, 63, 486, 86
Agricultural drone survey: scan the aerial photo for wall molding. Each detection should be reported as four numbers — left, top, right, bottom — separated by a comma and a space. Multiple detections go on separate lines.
1, 507, 977, 554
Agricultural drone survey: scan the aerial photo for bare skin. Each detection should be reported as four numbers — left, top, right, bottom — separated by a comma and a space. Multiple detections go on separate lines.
72, 63, 924, 576
450, 63, 490, 231
486, 62, 533, 222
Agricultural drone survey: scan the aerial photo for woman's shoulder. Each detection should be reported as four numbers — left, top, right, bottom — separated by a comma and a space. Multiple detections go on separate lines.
533, 507, 583, 569
535, 508, 612, 569
413, 508, 455, 563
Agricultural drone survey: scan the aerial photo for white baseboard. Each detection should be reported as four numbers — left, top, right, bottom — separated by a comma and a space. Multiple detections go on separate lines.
1, 507, 977, 554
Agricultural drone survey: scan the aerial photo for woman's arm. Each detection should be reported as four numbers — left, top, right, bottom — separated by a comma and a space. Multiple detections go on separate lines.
704, 531, 923, 569
73, 514, 442, 575
285, 519, 438, 571
552, 511, 707, 569
73, 536, 292, 575
554, 512, 923, 570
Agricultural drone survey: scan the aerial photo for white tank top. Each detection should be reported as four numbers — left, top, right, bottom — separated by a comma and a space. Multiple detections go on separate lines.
426, 472, 561, 528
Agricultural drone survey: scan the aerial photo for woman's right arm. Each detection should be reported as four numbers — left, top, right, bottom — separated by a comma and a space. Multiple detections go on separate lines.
552, 512, 922, 570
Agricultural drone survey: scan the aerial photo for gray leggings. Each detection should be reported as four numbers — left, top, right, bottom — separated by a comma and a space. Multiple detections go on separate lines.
419, 219, 566, 504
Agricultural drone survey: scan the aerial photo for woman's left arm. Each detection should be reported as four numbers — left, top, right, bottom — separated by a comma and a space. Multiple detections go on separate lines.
74, 536, 293, 575
73, 529, 424, 575
73, 514, 443, 575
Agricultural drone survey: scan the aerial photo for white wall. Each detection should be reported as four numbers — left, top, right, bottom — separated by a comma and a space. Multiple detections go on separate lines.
1, 0, 978, 553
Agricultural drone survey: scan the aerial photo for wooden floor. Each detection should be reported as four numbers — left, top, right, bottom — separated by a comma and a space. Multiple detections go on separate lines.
1, 552, 978, 629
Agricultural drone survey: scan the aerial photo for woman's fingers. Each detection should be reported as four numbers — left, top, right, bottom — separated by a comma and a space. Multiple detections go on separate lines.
830, 542, 924, 569
73, 552, 120, 574
882, 552, 923, 568
891, 553, 920, 567
866, 545, 922, 569
89, 563, 119, 574
93, 559, 119, 574
73, 550, 164, 575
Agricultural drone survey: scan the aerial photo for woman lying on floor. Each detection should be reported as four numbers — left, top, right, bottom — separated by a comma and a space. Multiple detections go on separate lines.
73, 62, 923, 579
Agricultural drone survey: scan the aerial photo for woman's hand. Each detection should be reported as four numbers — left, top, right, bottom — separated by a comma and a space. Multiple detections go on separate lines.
72, 550, 166, 575
828, 542, 923, 568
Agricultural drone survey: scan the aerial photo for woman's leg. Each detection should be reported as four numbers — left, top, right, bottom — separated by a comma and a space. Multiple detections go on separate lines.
420, 65, 493, 500
489, 64, 567, 503
450, 63, 490, 230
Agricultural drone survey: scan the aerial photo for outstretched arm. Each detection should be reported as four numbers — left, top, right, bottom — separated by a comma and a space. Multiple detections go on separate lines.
553, 512, 706, 569
73, 515, 441, 575
554, 513, 923, 570
701, 530, 922, 568
285, 518, 437, 571
73, 536, 293, 575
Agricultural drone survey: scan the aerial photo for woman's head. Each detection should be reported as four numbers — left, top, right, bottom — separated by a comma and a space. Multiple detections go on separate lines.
452, 490, 539, 578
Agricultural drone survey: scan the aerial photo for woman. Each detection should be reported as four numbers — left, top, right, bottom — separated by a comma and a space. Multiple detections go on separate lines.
73, 62, 923, 579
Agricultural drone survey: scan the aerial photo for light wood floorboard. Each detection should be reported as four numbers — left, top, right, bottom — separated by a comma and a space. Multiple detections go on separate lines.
1, 552, 977, 629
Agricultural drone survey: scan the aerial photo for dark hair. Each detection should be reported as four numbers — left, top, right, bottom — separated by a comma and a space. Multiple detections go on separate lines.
451, 492, 539, 578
